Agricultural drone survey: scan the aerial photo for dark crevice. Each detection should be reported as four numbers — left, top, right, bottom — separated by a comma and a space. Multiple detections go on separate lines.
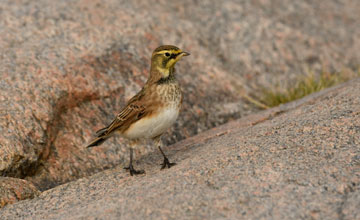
29, 88, 123, 179
19, 47, 142, 190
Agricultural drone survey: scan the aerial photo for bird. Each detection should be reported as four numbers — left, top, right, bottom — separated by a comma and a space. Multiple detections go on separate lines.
86, 45, 190, 176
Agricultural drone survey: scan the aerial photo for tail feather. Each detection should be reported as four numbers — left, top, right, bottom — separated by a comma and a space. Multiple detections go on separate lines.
86, 136, 107, 148
87, 126, 111, 148
95, 127, 108, 136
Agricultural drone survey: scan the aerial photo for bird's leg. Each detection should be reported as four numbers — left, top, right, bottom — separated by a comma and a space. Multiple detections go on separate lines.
156, 140, 176, 170
158, 146, 176, 169
124, 148, 145, 176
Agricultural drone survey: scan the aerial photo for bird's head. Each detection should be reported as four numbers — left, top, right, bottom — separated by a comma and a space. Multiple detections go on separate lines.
150, 45, 190, 80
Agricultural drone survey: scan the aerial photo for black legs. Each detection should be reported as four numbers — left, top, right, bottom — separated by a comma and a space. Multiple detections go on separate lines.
158, 146, 176, 170
124, 148, 145, 176
124, 142, 176, 176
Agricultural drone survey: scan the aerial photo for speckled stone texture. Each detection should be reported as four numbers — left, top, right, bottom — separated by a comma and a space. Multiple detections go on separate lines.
0, 177, 40, 208
0, 79, 359, 219
1, 0, 360, 192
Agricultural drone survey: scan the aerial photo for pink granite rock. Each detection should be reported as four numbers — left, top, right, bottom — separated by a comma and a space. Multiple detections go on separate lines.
0, 177, 40, 208
0, 78, 358, 219
0, 0, 359, 191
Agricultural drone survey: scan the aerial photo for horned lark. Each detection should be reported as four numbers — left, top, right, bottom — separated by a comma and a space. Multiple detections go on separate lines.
87, 45, 190, 176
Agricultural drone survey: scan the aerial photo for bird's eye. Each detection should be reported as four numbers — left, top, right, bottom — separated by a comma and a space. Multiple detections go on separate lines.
165, 52, 170, 57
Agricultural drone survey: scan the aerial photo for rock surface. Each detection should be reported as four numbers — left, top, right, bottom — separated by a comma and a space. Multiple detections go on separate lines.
0, 79, 359, 219
1, 0, 360, 191
0, 177, 40, 208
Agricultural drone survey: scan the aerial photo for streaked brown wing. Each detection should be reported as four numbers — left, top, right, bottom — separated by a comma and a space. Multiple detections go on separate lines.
104, 104, 144, 134
98, 88, 146, 136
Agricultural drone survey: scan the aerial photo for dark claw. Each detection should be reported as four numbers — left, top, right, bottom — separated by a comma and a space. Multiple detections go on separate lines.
160, 157, 176, 170
124, 166, 145, 176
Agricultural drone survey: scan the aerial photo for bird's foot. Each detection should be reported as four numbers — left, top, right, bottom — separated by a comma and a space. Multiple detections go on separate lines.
160, 157, 176, 170
124, 165, 145, 176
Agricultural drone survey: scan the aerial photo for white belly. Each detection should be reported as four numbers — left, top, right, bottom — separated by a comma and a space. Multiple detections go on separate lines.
124, 106, 180, 139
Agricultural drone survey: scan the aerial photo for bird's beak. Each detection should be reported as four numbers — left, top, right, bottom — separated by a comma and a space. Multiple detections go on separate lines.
175, 51, 190, 61
167, 50, 190, 68
181, 51, 190, 56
